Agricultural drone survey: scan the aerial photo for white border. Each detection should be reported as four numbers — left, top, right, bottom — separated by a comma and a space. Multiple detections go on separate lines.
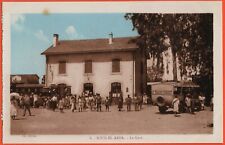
2, 1, 223, 143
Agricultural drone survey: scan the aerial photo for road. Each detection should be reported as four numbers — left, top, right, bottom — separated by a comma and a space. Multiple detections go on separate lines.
11, 105, 213, 135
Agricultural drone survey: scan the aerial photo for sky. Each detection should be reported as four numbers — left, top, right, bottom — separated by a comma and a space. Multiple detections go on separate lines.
11, 13, 138, 79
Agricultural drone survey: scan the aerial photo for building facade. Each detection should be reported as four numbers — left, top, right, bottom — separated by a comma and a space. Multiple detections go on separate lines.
42, 34, 146, 98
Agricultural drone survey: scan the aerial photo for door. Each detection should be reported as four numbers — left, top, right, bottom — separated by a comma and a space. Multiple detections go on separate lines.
83, 83, 93, 94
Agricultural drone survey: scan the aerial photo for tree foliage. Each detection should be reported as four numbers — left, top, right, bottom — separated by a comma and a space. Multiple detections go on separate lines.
125, 13, 213, 98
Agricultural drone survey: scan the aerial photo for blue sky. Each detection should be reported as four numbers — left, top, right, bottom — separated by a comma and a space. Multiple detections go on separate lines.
11, 13, 138, 79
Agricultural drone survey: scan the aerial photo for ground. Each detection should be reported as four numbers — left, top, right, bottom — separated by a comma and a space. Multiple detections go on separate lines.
11, 105, 213, 135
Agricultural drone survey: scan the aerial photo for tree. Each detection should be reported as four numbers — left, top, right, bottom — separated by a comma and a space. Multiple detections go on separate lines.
125, 13, 213, 100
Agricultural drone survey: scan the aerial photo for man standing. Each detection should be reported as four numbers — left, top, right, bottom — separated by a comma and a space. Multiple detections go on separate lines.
105, 97, 110, 112
185, 94, 192, 113
126, 95, 132, 111
78, 96, 84, 112
96, 94, 102, 112
23, 94, 32, 116
138, 95, 143, 110
118, 95, 123, 111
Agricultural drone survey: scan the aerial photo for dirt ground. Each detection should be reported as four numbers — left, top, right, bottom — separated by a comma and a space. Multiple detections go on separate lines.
10, 105, 213, 135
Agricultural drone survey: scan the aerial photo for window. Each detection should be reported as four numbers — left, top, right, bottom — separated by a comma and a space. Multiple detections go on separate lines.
111, 82, 121, 94
59, 61, 66, 74
85, 60, 92, 73
112, 59, 120, 72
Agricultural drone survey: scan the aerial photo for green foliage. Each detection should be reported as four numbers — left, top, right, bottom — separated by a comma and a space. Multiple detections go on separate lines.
125, 13, 213, 98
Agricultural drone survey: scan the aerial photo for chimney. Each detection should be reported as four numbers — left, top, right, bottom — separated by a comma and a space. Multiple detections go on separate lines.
53, 34, 59, 47
109, 32, 113, 44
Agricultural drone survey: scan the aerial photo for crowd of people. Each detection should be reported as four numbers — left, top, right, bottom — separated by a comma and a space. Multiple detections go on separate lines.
10, 92, 148, 120
10, 91, 212, 120
171, 93, 208, 117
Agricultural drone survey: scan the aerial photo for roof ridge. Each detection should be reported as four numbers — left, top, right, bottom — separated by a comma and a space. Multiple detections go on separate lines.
58, 36, 138, 42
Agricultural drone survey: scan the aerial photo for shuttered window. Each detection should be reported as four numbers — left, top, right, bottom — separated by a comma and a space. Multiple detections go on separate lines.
85, 60, 92, 73
112, 59, 120, 72
59, 61, 66, 74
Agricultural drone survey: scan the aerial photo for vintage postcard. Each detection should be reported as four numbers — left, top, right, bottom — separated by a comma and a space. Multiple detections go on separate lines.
2, 1, 223, 144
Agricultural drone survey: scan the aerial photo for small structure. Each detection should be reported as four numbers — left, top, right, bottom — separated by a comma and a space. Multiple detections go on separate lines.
10, 74, 44, 94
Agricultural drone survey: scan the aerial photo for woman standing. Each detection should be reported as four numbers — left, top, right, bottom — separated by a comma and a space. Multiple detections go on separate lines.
172, 96, 180, 117
71, 96, 76, 112
10, 97, 18, 120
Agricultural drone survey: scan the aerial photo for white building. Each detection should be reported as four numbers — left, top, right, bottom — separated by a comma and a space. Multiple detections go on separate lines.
41, 34, 146, 98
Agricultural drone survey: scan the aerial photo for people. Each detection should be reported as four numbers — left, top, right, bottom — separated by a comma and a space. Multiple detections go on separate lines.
185, 94, 192, 113
143, 93, 148, 105
33, 93, 38, 108
133, 94, 139, 111
89, 94, 95, 111
105, 96, 110, 112
138, 95, 143, 110
198, 93, 205, 110
125, 95, 132, 111
78, 96, 83, 112
118, 95, 123, 111
51, 95, 58, 111
70, 95, 76, 112
210, 95, 213, 111
172, 95, 180, 117
96, 94, 102, 112
85, 96, 89, 109
58, 99, 64, 113
10, 96, 18, 120
23, 94, 32, 116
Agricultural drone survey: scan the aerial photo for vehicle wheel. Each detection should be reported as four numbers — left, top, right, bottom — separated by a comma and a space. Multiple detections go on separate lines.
159, 106, 167, 113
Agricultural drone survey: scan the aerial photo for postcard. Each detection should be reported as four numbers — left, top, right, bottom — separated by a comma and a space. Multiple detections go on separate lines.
2, 1, 223, 143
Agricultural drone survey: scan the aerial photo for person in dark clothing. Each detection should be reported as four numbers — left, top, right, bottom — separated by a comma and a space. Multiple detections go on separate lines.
51, 95, 58, 111
105, 97, 110, 112
96, 94, 102, 112
133, 94, 139, 111
118, 96, 123, 111
126, 95, 132, 111
138, 95, 143, 110
23, 94, 32, 116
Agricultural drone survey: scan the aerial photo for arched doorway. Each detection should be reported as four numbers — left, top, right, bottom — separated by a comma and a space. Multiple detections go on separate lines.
110, 82, 122, 104
83, 83, 93, 94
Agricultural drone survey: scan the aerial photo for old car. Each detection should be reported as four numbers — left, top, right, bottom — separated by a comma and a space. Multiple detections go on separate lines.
149, 81, 201, 113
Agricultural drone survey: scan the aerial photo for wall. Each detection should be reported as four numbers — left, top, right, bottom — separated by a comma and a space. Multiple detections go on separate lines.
46, 51, 135, 98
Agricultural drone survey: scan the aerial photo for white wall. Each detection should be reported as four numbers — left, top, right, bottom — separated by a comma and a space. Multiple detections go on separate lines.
46, 52, 134, 98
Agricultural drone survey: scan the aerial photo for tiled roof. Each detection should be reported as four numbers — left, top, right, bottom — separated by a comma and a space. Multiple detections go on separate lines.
41, 37, 138, 55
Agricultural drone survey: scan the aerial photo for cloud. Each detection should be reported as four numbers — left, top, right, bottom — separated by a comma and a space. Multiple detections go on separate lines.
34, 30, 49, 43
65, 25, 78, 39
11, 14, 25, 32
